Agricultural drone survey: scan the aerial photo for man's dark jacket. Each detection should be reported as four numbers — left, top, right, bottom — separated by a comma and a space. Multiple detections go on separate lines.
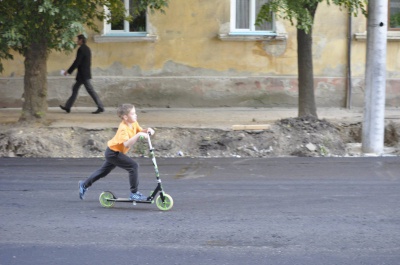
67, 44, 92, 81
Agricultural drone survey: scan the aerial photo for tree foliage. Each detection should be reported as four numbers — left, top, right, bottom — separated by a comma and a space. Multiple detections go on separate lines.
0, 0, 169, 72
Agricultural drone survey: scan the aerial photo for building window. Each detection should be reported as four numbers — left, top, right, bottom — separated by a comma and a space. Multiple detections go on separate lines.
230, 0, 274, 34
104, 0, 147, 35
389, 0, 400, 30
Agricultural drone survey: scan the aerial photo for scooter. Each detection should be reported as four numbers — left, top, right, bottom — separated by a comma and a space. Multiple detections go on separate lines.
98, 133, 174, 211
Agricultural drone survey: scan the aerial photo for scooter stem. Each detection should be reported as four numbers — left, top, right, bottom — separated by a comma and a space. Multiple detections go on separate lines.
147, 131, 154, 150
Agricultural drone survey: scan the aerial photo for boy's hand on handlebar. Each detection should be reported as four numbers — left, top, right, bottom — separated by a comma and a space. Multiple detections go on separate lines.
147, 128, 155, 136
137, 132, 149, 139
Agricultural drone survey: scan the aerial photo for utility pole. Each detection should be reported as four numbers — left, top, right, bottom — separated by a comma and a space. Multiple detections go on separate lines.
362, 0, 387, 155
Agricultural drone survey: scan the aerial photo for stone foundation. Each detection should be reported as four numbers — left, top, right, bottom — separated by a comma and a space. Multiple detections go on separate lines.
1, 76, 399, 108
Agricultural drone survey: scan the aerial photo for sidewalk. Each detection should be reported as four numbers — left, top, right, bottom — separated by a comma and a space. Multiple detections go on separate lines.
0, 107, 399, 130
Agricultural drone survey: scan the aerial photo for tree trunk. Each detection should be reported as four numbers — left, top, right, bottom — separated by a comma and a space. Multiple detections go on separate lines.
20, 42, 48, 122
297, 27, 317, 118
296, 3, 318, 118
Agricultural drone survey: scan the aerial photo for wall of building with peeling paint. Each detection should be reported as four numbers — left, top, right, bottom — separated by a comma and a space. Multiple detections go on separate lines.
1, 1, 399, 109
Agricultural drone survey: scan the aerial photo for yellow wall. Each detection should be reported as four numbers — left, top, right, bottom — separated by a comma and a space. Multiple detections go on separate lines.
1, 1, 399, 108
0, 1, 374, 78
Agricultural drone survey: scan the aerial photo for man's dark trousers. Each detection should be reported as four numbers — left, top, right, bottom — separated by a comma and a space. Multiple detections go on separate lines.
65, 79, 104, 110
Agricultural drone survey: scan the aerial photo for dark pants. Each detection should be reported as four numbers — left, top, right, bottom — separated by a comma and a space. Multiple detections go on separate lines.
83, 147, 139, 193
65, 79, 103, 109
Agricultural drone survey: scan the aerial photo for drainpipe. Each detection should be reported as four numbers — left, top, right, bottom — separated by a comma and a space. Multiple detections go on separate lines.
346, 11, 352, 109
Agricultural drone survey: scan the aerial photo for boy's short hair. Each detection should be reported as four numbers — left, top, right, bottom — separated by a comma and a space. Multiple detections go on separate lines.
117, 104, 135, 118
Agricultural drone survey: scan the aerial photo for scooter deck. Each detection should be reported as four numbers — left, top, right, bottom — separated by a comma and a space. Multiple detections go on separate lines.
106, 197, 153, 204
99, 191, 173, 210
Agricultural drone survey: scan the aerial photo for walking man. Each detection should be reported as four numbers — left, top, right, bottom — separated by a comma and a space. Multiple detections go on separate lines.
60, 34, 104, 114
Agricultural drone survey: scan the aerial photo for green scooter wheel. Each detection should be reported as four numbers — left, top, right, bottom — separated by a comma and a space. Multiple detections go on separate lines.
156, 193, 173, 211
99, 191, 116, 208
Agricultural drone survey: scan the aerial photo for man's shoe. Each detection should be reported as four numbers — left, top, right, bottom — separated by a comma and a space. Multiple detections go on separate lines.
92, 107, 104, 114
79, 181, 87, 200
130, 191, 148, 201
59, 105, 70, 113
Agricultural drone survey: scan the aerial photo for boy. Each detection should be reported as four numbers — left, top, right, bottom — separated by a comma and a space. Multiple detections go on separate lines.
78, 104, 154, 201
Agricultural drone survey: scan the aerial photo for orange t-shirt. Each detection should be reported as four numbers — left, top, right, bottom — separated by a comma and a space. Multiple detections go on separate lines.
108, 121, 143, 154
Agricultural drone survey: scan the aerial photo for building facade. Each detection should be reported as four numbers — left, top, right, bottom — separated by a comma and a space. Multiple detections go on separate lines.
1, 0, 399, 109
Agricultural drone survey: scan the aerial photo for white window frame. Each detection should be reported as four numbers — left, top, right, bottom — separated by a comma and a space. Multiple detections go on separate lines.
103, 0, 147, 36
230, 0, 275, 35
389, 0, 400, 31
354, 0, 400, 41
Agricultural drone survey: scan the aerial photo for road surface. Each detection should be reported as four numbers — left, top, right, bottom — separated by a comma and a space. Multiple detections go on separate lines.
0, 157, 399, 265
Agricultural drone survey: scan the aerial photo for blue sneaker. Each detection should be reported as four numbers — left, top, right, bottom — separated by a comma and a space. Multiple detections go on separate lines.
79, 181, 87, 200
130, 191, 148, 201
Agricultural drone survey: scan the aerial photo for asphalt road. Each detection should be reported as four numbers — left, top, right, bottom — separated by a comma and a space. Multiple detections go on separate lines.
0, 157, 399, 265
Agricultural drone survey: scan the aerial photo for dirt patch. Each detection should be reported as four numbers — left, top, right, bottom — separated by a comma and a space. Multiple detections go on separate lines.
1, 117, 399, 158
